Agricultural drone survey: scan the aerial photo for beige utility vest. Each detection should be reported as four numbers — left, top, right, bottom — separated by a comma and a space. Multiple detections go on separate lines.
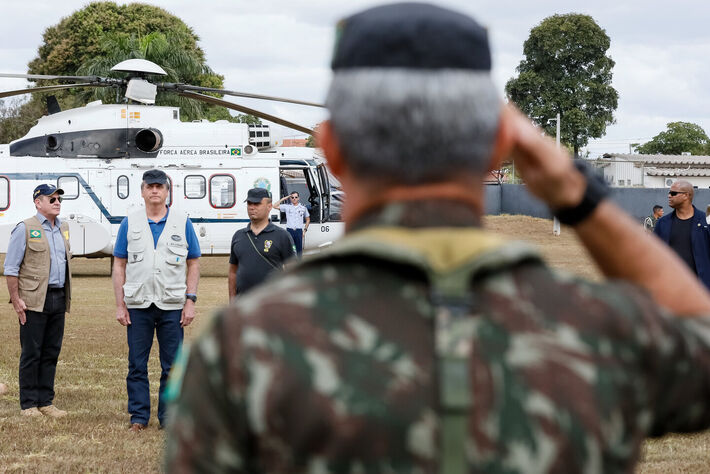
17, 216, 72, 312
123, 208, 189, 310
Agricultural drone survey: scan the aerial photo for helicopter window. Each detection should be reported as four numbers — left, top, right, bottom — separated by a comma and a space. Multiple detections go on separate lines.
0, 177, 8, 211
185, 175, 206, 199
209, 175, 235, 208
57, 176, 79, 200
117, 175, 129, 199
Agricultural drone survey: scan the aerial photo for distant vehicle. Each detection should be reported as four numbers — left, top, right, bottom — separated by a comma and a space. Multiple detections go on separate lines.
0, 59, 344, 256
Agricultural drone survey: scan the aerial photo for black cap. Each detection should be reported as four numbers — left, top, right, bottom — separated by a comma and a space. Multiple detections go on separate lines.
33, 184, 64, 199
331, 3, 491, 71
142, 169, 168, 185
245, 187, 272, 203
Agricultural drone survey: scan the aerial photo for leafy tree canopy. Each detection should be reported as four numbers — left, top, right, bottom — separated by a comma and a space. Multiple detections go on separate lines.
506, 13, 618, 157
0, 2, 256, 142
634, 122, 710, 155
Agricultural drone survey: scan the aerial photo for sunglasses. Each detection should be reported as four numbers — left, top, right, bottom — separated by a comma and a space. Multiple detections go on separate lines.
49, 196, 63, 203
668, 191, 688, 196
290, 196, 298, 200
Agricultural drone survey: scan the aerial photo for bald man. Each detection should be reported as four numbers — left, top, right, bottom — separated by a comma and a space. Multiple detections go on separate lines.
655, 180, 710, 289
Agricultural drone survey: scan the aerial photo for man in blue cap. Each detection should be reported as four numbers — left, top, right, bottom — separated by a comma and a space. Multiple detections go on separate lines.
4, 183, 71, 418
112, 169, 201, 432
166, 4, 710, 472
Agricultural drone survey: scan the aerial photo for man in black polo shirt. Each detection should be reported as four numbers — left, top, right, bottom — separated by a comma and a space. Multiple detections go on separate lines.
228, 188, 296, 299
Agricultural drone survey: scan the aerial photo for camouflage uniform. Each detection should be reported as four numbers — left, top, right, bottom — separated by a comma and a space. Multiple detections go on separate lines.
165, 201, 710, 473
643, 215, 658, 232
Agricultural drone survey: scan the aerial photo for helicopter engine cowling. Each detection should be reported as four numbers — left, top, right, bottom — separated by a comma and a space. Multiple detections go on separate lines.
134, 128, 162, 153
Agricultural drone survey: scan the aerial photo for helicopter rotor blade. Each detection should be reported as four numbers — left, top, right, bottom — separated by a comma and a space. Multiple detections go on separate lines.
177, 90, 315, 136
162, 83, 324, 108
0, 72, 106, 82
0, 83, 108, 99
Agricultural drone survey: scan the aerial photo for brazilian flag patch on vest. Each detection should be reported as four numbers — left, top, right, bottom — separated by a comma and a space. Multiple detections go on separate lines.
29, 229, 42, 239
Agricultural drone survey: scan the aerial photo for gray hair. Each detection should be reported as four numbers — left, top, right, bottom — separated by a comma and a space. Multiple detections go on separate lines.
326, 69, 501, 184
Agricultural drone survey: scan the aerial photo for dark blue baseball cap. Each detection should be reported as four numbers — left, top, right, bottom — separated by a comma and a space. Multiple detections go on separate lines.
142, 169, 168, 185
33, 184, 64, 199
245, 187, 272, 203
331, 3, 491, 71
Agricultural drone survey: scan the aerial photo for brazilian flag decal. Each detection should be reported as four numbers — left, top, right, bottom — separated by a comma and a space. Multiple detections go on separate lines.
29, 229, 42, 239
230, 148, 242, 156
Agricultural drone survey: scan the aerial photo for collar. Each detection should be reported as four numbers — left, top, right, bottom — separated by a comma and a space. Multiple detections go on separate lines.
246, 221, 277, 234
36, 212, 61, 227
148, 206, 169, 224
349, 200, 481, 233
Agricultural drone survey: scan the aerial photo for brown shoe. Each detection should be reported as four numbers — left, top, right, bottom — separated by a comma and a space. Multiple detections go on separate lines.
21, 407, 42, 417
129, 423, 147, 433
38, 405, 67, 418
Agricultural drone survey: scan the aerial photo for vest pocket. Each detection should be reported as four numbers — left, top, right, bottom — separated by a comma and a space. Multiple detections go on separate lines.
18, 277, 41, 291
165, 245, 188, 265
163, 285, 187, 304
27, 239, 48, 252
123, 282, 145, 305
127, 247, 145, 264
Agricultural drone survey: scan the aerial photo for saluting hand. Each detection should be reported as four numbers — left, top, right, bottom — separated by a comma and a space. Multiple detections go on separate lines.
12, 298, 27, 325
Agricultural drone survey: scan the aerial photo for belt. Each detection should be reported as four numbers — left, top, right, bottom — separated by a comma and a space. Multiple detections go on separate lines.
48, 286, 65, 291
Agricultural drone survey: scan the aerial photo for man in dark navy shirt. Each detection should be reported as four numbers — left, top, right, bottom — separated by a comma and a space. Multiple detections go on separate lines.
655, 180, 710, 288
228, 188, 296, 299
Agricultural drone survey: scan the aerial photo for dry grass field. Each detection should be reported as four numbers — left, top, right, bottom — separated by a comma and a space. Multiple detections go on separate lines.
0, 215, 708, 472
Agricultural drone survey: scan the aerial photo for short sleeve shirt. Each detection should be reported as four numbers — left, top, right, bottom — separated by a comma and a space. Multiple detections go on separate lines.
229, 222, 296, 294
113, 208, 201, 259
280, 203, 309, 229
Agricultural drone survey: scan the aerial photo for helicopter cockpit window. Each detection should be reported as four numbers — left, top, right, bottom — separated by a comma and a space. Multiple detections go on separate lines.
0, 177, 9, 211
210, 175, 235, 208
57, 176, 79, 200
185, 175, 206, 199
117, 175, 129, 199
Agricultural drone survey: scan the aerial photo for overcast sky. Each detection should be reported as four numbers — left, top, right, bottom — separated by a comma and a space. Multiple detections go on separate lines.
1, 0, 709, 155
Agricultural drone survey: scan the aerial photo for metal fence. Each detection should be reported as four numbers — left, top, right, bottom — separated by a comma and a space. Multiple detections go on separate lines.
484, 184, 710, 221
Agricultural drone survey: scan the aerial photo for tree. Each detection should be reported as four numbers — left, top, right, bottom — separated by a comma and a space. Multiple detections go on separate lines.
0, 2, 254, 142
634, 122, 710, 155
506, 14, 618, 158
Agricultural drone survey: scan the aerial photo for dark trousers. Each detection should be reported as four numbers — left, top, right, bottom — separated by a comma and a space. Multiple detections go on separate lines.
19, 287, 66, 409
287, 227, 303, 256
126, 304, 183, 426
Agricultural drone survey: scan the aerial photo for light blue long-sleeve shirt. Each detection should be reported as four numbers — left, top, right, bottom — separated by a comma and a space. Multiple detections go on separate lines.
3, 212, 67, 287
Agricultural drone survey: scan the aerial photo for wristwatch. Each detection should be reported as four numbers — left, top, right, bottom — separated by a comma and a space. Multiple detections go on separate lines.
185, 294, 197, 303
553, 161, 610, 226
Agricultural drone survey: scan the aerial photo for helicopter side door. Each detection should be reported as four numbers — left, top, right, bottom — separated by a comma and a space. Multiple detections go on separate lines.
279, 164, 324, 224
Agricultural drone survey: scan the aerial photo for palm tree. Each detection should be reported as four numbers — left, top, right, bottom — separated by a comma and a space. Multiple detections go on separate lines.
77, 32, 222, 121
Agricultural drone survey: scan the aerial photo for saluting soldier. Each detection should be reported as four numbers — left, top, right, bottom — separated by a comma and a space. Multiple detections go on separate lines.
274, 191, 310, 255
166, 4, 710, 472
4, 184, 71, 418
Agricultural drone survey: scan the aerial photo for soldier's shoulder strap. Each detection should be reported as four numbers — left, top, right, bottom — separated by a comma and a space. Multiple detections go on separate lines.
298, 226, 543, 472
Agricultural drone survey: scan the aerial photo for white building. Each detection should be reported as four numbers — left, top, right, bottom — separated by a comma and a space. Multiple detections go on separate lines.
594, 153, 710, 188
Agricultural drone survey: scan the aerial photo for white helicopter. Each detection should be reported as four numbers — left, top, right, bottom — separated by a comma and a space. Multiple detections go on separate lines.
0, 59, 344, 257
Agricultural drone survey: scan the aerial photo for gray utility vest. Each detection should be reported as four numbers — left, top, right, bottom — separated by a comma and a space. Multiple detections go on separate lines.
123, 208, 189, 310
